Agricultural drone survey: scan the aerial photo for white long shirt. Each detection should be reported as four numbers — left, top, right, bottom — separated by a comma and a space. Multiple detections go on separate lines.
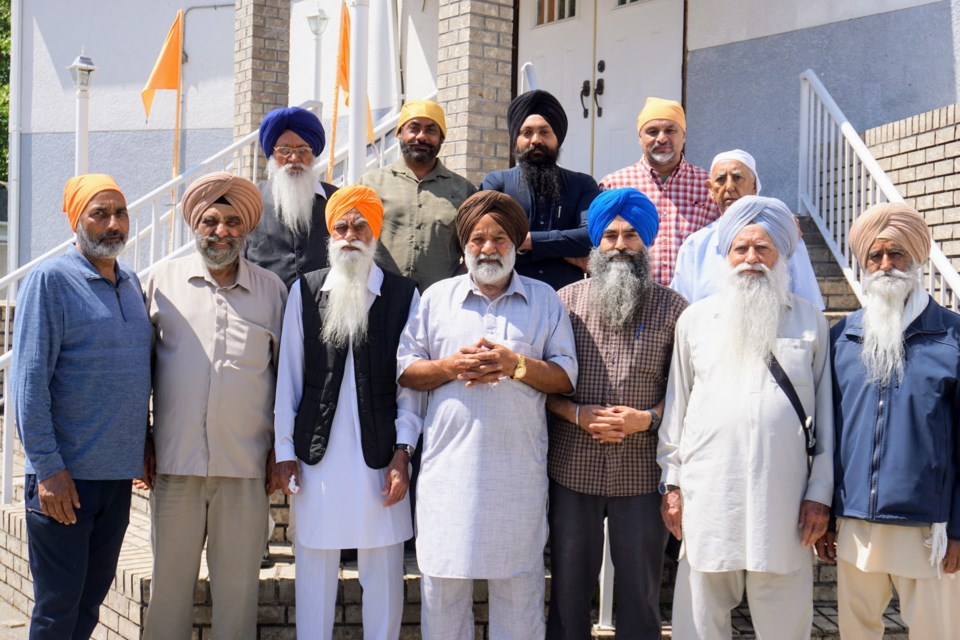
657, 293, 834, 574
274, 265, 421, 549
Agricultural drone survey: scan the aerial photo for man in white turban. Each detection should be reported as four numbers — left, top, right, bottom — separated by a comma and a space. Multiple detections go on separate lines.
658, 194, 834, 639
670, 150, 824, 307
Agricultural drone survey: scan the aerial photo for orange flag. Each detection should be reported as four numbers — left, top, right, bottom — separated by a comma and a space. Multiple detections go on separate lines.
141, 10, 183, 120
335, 0, 375, 144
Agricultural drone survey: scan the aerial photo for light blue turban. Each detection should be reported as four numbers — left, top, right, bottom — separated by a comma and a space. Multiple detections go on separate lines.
587, 188, 659, 248
717, 195, 798, 258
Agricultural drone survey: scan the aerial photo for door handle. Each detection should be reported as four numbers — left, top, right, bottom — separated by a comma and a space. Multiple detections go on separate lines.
579, 80, 590, 118
593, 78, 605, 118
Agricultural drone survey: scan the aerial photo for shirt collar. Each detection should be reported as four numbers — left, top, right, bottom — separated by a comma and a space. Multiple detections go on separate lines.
313, 181, 328, 200
320, 262, 384, 297
185, 250, 254, 291
639, 153, 690, 183
390, 157, 452, 183
457, 270, 528, 304
71, 244, 131, 284
844, 288, 939, 338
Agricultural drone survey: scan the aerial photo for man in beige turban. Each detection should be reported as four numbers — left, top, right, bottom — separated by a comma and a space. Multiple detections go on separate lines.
359, 99, 477, 292
397, 190, 578, 639
142, 172, 288, 640
816, 203, 960, 639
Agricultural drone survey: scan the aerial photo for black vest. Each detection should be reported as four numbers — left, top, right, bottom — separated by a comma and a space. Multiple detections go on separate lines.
293, 268, 417, 469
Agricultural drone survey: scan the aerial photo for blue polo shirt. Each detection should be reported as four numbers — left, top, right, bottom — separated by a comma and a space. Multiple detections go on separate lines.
13, 248, 153, 480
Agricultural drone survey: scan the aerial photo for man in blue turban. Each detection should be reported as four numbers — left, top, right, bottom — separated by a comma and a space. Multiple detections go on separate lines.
544, 186, 689, 639
244, 106, 340, 289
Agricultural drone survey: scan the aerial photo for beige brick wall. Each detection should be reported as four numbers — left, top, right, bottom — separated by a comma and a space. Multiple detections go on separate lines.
436, 0, 515, 184
865, 104, 960, 270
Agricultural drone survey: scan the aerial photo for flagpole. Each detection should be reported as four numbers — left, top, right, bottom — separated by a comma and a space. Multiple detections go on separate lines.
347, 0, 369, 184
169, 9, 183, 252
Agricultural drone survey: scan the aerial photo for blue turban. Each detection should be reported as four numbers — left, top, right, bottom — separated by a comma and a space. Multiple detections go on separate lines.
717, 195, 798, 259
587, 188, 659, 248
259, 107, 326, 158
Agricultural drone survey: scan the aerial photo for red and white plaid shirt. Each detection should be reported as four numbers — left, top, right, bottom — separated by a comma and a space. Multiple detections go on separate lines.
600, 155, 719, 286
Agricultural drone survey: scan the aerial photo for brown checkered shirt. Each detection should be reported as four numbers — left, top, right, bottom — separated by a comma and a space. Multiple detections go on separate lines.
549, 279, 687, 496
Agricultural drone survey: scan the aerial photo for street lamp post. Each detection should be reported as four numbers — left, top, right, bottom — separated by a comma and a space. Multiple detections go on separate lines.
67, 51, 96, 176
306, 9, 329, 104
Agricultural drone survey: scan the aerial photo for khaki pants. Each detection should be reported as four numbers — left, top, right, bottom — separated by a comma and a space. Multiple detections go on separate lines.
143, 475, 269, 640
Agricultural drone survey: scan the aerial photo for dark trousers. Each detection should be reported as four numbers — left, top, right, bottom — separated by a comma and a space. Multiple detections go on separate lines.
24, 474, 131, 640
546, 481, 667, 640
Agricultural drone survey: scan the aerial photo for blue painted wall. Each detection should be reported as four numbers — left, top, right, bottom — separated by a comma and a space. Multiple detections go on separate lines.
684, 1, 956, 209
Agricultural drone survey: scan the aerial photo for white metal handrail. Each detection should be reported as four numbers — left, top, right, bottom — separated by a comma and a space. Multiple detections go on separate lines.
798, 69, 960, 310
0, 96, 426, 504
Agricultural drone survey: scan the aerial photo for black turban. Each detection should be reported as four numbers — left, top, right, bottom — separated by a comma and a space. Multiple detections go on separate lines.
507, 90, 568, 147
456, 191, 530, 250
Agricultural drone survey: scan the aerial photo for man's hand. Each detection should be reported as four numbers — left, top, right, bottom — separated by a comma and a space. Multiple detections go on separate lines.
382, 450, 410, 507
265, 449, 284, 495
943, 539, 960, 574
661, 489, 682, 540
135, 437, 157, 491
274, 460, 300, 496
563, 256, 590, 273
814, 530, 837, 564
583, 405, 652, 443
38, 469, 80, 525
453, 337, 520, 387
798, 500, 830, 547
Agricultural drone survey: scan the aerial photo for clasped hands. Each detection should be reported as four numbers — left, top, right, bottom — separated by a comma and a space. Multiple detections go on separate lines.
576, 404, 652, 443
449, 337, 521, 387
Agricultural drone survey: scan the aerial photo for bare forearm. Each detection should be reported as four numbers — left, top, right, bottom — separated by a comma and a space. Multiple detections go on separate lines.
522, 359, 573, 395
398, 358, 455, 391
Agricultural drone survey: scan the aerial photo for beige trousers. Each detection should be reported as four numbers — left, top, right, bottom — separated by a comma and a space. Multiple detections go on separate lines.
836, 519, 960, 640
143, 475, 269, 640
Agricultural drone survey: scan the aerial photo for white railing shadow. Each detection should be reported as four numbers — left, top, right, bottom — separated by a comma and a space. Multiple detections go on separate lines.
798, 69, 960, 310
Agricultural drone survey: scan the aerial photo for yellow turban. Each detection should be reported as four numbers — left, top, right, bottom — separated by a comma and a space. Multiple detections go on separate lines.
636, 97, 686, 133
849, 203, 931, 269
62, 174, 124, 231
396, 100, 447, 138
325, 185, 384, 239
181, 172, 263, 233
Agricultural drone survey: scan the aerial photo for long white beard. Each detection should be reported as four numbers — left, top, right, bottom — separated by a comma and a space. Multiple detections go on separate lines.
860, 264, 920, 385
268, 157, 316, 236
320, 238, 377, 348
717, 260, 791, 374
464, 246, 517, 287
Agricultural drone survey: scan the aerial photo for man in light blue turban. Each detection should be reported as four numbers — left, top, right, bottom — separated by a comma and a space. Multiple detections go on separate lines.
545, 185, 688, 639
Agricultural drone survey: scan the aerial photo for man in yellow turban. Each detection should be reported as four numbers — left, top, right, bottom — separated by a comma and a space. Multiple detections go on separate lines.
600, 96, 719, 287
272, 183, 420, 639
142, 172, 288, 640
818, 202, 960, 639
359, 99, 476, 292
13, 175, 152, 637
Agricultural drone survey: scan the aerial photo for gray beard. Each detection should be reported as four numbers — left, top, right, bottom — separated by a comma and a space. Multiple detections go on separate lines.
465, 247, 517, 288
268, 157, 317, 236
76, 223, 125, 259
587, 247, 651, 328
321, 238, 377, 349
860, 264, 920, 385
717, 260, 791, 374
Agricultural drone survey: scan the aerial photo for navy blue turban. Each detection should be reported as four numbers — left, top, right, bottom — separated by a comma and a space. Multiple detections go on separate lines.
259, 107, 326, 158
717, 195, 798, 258
508, 90, 569, 147
587, 188, 659, 248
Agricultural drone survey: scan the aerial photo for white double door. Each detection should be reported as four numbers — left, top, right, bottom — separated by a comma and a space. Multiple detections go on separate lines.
517, 0, 684, 180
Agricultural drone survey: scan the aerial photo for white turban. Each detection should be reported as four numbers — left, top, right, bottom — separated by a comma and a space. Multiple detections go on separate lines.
710, 149, 762, 194
717, 195, 798, 259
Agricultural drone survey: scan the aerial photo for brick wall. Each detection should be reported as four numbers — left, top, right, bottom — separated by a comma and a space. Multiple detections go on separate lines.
865, 104, 960, 269
436, 0, 515, 184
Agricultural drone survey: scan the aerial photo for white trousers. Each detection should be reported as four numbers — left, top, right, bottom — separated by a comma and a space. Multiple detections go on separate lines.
672, 557, 812, 640
294, 543, 404, 640
421, 569, 545, 640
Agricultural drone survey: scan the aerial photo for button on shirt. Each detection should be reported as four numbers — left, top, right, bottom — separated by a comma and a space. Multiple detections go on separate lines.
359, 158, 477, 291
146, 253, 287, 478
600, 156, 719, 286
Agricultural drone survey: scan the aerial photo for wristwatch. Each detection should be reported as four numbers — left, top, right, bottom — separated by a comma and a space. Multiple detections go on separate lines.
647, 408, 662, 431
658, 483, 680, 495
394, 443, 415, 458
512, 354, 527, 380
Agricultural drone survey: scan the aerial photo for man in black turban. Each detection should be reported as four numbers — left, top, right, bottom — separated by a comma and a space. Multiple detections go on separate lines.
481, 89, 600, 291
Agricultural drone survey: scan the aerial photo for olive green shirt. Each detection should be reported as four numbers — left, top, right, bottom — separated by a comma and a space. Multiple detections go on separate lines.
359, 157, 477, 291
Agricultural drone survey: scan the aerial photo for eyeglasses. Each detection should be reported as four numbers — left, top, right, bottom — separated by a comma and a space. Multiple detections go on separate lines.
332, 219, 370, 235
273, 146, 313, 160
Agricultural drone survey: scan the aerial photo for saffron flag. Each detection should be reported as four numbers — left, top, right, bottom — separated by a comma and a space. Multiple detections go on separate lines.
141, 10, 183, 120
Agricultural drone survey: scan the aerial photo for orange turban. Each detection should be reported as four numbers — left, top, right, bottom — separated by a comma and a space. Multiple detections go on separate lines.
325, 185, 384, 239
181, 172, 263, 233
62, 174, 124, 231
849, 203, 931, 269
636, 97, 686, 133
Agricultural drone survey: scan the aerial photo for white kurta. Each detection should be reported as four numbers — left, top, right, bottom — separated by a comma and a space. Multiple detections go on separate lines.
274, 266, 421, 549
396, 273, 578, 579
658, 293, 834, 574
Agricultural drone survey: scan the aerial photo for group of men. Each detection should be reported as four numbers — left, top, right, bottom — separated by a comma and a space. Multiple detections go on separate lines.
12, 87, 959, 640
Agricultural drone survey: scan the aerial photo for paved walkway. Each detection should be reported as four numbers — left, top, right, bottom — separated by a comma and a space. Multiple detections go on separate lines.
0, 600, 28, 639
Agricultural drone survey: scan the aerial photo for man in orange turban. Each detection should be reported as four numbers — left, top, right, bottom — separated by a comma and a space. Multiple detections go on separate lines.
272, 183, 420, 639
142, 172, 288, 640
819, 202, 960, 640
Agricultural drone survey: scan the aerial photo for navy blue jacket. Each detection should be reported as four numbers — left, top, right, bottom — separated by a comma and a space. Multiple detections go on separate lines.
831, 297, 960, 539
480, 166, 599, 290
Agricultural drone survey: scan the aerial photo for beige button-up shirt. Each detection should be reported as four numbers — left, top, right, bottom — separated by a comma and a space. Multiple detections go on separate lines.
146, 252, 287, 478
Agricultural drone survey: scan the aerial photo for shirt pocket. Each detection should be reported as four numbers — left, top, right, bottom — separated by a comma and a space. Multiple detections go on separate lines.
773, 337, 815, 390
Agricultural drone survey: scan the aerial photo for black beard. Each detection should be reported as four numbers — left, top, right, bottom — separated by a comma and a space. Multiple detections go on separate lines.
517, 144, 562, 204
400, 139, 440, 165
